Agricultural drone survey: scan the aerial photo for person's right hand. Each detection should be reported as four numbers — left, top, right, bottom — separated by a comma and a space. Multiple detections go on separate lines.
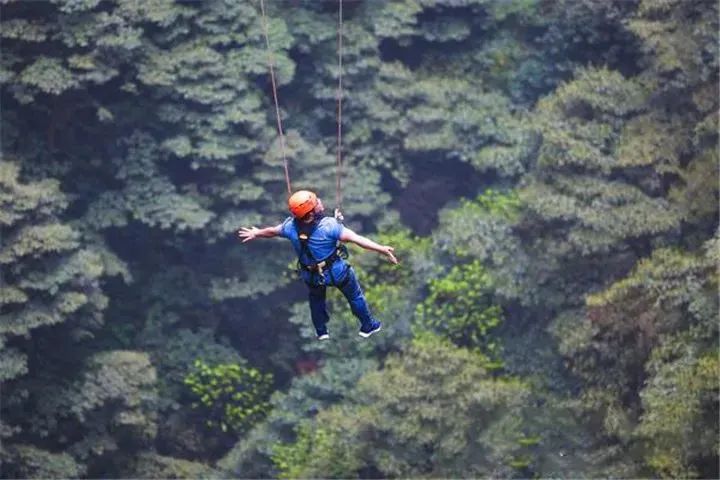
381, 245, 398, 265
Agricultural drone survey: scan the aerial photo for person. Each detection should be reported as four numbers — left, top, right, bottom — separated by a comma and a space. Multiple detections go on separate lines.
237, 190, 398, 340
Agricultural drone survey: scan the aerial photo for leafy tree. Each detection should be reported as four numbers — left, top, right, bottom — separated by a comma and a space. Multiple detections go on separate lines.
554, 237, 718, 476
0, 160, 114, 382
619, 0, 719, 240
271, 334, 531, 478
518, 67, 686, 312
0, 444, 82, 479
637, 341, 718, 479
1, 0, 717, 477
432, 189, 535, 304
120, 452, 222, 479
184, 359, 273, 436
3, 350, 159, 475
628, 0, 718, 93
219, 357, 378, 478
415, 259, 503, 355
0, 158, 123, 468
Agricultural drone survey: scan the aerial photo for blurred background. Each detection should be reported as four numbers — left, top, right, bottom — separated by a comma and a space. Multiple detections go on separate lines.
1, 0, 717, 478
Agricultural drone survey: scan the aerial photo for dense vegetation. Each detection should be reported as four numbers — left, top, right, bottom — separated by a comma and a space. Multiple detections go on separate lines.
1, 0, 717, 478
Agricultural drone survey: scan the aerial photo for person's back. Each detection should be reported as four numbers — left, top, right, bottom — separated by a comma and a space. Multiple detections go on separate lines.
280, 215, 347, 285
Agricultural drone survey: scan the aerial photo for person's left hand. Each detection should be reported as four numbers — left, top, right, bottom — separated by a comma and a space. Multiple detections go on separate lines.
237, 226, 260, 243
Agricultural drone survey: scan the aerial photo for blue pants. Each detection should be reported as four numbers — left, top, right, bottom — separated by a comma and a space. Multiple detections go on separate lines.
306, 267, 376, 334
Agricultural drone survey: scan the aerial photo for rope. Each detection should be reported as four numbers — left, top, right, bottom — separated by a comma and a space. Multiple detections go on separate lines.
259, 0, 346, 203
259, 0, 292, 196
335, 0, 344, 210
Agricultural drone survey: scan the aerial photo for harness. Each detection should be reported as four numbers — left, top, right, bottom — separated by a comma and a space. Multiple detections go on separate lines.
294, 218, 349, 286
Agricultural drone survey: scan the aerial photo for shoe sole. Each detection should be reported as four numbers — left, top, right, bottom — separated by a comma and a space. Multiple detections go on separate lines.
358, 325, 382, 338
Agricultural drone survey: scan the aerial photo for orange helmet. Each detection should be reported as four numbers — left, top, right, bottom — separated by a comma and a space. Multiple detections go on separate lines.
288, 190, 318, 218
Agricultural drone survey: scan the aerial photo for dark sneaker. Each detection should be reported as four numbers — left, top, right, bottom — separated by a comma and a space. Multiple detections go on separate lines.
358, 321, 382, 338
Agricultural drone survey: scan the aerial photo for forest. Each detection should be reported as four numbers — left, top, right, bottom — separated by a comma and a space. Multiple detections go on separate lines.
0, 0, 718, 478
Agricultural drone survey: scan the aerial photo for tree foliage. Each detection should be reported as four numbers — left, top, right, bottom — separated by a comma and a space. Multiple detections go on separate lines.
184, 359, 273, 435
0, 444, 82, 479
1, 0, 717, 477
271, 334, 530, 479
416, 259, 503, 355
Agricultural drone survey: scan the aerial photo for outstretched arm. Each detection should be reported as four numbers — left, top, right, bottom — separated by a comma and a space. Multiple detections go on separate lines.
237, 224, 282, 243
340, 227, 399, 265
